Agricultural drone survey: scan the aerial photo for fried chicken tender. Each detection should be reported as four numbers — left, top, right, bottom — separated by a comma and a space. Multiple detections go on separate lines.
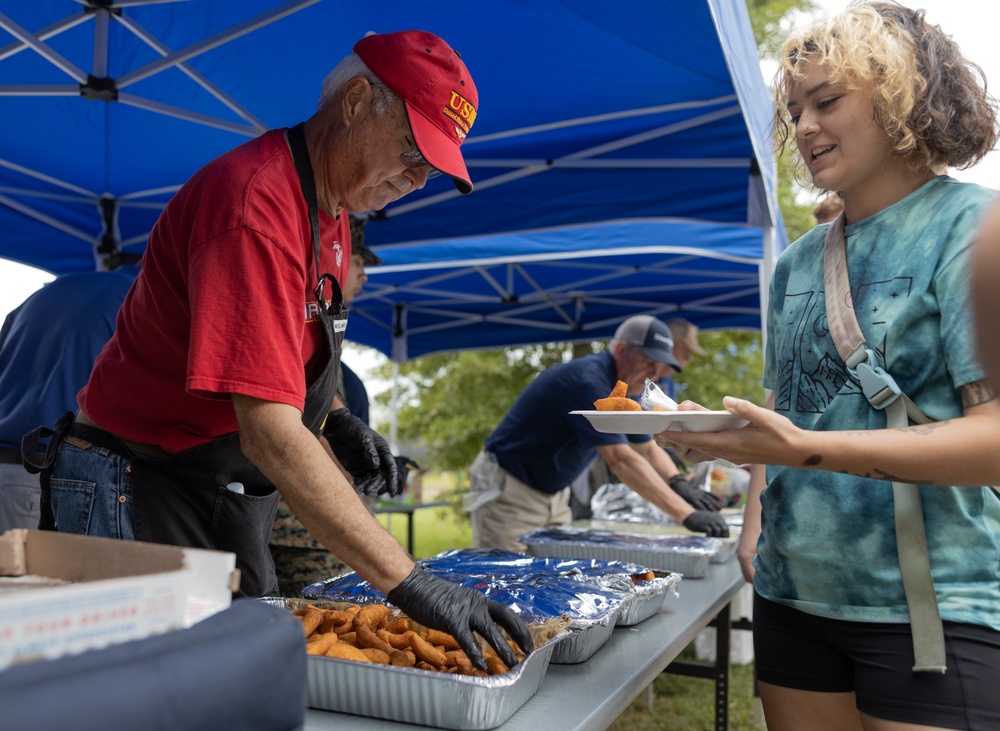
292, 601, 530, 675
325, 643, 371, 662
360, 648, 391, 664
305, 633, 339, 656
409, 632, 448, 667
595, 380, 641, 411
377, 627, 413, 650
594, 396, 641, 411
445, 649, 475, 675
356, 623, 394, 654
353, 603, 390, 631
389, 649, 417, 667
424, 628, 462, 651
486, 654, 510, 675
385, 617, 409, 634
294, 605, 324, 637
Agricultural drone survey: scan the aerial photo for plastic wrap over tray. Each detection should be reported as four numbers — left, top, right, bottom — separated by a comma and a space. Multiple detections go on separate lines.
260, 597, 569, 730
519, 525, 720, 578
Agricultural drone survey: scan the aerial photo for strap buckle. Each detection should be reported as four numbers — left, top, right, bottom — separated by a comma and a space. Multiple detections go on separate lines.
853, 349, 902, 411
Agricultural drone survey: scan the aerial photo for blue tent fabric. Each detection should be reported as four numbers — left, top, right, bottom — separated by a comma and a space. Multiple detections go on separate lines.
0, 0, 787, 360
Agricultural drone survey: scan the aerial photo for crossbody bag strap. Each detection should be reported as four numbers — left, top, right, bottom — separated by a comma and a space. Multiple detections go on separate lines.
823, 213, 947, 674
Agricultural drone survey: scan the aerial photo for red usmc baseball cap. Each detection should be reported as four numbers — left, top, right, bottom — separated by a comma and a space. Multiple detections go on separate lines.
354, 30, 478, 194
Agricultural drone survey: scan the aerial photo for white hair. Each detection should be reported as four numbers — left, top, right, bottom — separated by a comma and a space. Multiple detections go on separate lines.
318, 52, 397, 116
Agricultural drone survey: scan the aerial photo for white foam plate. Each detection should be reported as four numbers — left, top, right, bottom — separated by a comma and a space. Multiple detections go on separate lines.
570, 410, 749, 434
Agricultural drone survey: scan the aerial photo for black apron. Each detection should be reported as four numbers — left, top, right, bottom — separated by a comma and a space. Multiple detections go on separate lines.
127, 122, 345, 597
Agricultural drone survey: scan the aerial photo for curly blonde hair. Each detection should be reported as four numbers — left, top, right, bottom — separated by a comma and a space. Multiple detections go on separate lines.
773, 1, 997, 185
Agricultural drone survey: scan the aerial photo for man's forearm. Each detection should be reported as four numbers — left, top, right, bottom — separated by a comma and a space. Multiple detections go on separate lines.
233, 395, 414, 593
609, 452, 694, 522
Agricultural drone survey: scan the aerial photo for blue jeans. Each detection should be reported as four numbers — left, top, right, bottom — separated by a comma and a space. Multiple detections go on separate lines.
49, 438, 135, 540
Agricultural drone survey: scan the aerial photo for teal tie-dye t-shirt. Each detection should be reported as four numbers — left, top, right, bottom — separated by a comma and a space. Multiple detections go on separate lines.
759, 176, 1000, 631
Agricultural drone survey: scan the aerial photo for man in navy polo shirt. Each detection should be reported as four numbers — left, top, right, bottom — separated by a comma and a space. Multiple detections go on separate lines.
468, 315, 728, 551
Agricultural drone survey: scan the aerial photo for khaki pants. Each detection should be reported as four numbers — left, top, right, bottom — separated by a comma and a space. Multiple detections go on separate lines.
470, 454, 571, 552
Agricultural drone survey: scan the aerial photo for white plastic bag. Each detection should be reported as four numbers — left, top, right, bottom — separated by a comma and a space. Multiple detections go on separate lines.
637, 378, 679, 411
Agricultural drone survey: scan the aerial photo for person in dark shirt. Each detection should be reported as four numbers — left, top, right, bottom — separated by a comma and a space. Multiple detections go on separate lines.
0, 267, 136, 531
468, 315, 728, 552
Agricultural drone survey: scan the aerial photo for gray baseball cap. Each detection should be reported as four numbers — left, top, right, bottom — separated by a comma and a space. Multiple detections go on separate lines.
613, 315, 683, 371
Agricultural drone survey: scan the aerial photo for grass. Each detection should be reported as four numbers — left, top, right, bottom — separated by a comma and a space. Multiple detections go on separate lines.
376, 472, 764, 731
609, 652, 762, 731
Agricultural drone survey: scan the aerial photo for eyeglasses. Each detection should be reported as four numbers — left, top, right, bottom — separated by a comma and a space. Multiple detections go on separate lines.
371, 80, 441, 179
400, 138, 441, 179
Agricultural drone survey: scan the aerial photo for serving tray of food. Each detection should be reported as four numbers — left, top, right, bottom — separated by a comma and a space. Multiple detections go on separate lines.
262, 597, 570, 730
519, 525, 721, 578
300, 548, 679, 662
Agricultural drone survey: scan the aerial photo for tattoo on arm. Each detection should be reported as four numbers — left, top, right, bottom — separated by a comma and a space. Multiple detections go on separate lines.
961, 381, 996, 409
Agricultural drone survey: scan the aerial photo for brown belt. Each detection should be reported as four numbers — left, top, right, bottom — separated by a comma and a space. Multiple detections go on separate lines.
75, 410, 169, 458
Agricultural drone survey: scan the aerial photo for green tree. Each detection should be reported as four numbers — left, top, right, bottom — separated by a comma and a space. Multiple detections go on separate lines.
747, 0, 816, 58
670, 330, 765, 408
373, 345, 572, 473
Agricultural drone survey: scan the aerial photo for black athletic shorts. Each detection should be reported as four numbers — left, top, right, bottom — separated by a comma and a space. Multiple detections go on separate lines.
753, 592, 1000, 730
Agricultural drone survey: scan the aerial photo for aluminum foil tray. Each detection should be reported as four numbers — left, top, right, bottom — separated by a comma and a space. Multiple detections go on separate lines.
550, 616, 615, 664
710, 536, 738, 564
520, 526, 719, 578
306, 637, 560, 729
614, 571, 682, 626
260, 597, 567, 730
579, 519, 739, 564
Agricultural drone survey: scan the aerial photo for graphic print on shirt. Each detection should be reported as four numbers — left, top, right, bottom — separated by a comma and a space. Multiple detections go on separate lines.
775, 275, 914, 414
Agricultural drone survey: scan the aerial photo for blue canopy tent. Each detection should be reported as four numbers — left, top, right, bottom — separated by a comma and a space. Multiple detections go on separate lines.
0, 0, 786, 360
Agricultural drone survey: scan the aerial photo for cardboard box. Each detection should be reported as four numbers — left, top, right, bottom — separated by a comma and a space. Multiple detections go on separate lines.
0, 530, 239, 670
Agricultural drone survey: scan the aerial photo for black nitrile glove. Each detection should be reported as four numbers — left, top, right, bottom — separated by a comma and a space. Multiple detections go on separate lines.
683, 510, 730, 537
387, 567, 533, 671
393, 455, 420, 495
323, 408, 399, 497
669, 475, 722, 511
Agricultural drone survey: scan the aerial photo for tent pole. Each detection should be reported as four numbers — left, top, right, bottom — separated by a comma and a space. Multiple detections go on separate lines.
759, 223, 775, 356
389, 361, 400, 454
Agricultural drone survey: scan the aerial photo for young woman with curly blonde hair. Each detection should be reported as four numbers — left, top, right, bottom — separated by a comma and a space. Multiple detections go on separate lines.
661, 3, 1000, 729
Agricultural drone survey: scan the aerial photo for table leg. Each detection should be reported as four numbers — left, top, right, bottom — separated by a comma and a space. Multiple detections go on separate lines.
713, 602, 731, 731
406, 511, 415, 555
664, 600, 735, 731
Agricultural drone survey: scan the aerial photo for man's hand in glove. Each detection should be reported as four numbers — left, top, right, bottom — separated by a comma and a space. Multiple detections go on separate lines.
682, 510, 730, 537
323, 408, 399, 497
387, 567, 533, 671
668, 475, 722, 511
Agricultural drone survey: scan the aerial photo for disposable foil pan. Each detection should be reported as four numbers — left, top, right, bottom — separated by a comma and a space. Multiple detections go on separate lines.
578, 519, 739, 564
614, 571, 682, 627
520, 526, 718, 578
711, 536, 739, 564
550, 616, 615, 664
260, 598, 567, 730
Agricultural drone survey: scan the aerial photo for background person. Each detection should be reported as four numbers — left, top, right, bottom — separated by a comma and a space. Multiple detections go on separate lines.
468, 315, 728, 552
0, 266, 136, 532
661, 4, 1000, 729
34, 29, 531, 671
657, 316, 707, 404
330, 214, 381, 428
